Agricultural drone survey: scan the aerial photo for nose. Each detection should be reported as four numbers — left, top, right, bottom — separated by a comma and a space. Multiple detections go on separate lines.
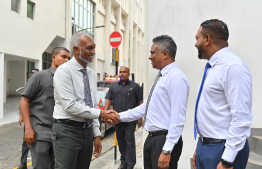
148, 55, 152, 60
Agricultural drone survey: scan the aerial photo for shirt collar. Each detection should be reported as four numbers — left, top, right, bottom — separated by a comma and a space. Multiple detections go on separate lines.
160, 62, 177, 76
118, 79, 130, 85
208, 47, 229, 67
71, 56, 87, 71
49, 66, 56, 75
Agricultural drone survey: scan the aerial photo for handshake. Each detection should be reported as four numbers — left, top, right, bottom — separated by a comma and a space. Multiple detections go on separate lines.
100, 110, 121, 125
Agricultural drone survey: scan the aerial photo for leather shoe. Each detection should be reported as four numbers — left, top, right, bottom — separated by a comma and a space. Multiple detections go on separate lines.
18, 163, 28, 169
118, 162, 127, 169
127, 165, 134, 169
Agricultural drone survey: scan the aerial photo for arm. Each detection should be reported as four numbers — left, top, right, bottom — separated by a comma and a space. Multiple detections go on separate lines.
104, 99, 112, 111
221, 64, 252, 162
20, 96, 35, 146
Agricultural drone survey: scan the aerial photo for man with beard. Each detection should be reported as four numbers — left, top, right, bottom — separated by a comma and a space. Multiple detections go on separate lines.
52, 33, 119, 169
192, 19, 252, 169
107, 35, 190, 169
20, 47, 70, 169
104, 66, 143, 169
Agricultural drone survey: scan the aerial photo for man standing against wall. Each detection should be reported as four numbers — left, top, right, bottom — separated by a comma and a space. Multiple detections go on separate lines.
20, 47, 70, 169
108, 35, 190, 169
104, 66, 143, 169
52, 33, 118, 169
192, 19, 252, 169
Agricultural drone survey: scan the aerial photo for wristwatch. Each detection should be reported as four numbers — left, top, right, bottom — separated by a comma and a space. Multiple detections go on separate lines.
162, 150, 171, 155
221, 159, 233, 168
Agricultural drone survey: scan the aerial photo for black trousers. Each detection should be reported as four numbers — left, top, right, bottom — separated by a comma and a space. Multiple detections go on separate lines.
144, 135, 183, 169
20, 126, 29, 164
115, 122, 136, 166
52, 123, 93, 169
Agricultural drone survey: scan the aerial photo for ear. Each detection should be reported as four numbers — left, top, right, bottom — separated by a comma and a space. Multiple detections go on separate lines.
52, 55, 56, 62
163, 50, 169, 59
205, 34, 211, 46
73, 46, 79, 55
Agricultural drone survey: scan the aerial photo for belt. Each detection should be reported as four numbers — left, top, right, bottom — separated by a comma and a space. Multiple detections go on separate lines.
54, 119, 91, 128
148, 130, 168, 137
200, 136, 226, 144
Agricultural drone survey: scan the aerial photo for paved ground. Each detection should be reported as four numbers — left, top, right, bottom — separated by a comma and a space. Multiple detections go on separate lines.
0, 121, 143, 169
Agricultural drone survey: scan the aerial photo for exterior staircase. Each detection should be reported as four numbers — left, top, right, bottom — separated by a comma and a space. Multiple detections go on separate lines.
246, 128, 262, 169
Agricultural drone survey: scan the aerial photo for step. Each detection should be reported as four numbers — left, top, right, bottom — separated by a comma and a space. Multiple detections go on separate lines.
251, 128, 262, 136
246, 152, 262, 169
249, 136, 262, 156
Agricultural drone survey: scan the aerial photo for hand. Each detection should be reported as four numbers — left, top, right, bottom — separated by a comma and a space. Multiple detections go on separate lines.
193, 149, 197, 169
19, 114, 23, 126
137, 118, 143, 128
24, 127, 35, 146
93, 136, 102, 157
158, 152, 171, 169
100, 110, 119, 125
217, 162, 233, 169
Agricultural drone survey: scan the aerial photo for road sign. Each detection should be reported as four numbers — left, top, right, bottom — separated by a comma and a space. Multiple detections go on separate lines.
109, 31, 122, 48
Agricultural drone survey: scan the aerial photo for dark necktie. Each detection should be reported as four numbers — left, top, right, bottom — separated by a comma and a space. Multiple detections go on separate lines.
142, 71, 162, 128
80, 69, 93, 126
194, 62, 211, 139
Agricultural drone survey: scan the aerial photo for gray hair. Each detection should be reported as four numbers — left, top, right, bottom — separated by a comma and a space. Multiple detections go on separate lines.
70, 33, 92, 57
152, 35, 177, 59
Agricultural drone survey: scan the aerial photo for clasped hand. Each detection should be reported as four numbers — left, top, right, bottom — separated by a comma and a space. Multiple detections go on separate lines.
100, 110, 121, 125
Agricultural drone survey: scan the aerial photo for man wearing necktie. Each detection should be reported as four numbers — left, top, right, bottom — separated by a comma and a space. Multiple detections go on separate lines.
192, 19, 252, 169
52, 33, 119, 169
108, 35, 190, 169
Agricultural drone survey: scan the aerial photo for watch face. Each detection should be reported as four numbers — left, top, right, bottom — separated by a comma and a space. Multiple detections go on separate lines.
221, 159, 233, 168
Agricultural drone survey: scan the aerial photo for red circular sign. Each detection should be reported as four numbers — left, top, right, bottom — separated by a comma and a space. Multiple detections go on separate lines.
109, 31, 122, 48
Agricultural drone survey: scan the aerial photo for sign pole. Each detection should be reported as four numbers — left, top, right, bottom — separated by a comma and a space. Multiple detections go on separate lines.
114, 47, 119, 165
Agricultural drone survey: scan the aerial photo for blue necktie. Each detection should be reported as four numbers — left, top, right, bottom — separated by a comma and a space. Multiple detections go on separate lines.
80, 69, 93, 126
194, 62, 211, 139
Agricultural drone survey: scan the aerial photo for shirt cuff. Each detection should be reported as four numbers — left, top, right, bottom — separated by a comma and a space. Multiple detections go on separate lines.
93, 126, 102, 138
119, 111, 129, 122
90, 108, 101, 119
162, 140, 175, 152
221, 147, 238, 162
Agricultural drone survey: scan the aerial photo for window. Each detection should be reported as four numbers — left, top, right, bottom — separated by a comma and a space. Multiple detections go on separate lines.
11, 0, 20, 13
27, 61, 35, 80
42, 52, 52, 70
27, 1, 34, 19
72, 0, 95, 38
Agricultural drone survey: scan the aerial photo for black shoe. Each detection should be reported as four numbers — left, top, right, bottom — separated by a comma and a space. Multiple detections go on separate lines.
18, 163, 27, 169
127, 165, 134, 169
118, 162, 127, 169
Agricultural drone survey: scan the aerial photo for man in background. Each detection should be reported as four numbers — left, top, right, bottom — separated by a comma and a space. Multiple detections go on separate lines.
104, 66, 143, 169
20, 47, 70, 169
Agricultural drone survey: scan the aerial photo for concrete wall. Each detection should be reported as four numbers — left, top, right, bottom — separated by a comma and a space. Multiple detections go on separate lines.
146, 0, 262, 168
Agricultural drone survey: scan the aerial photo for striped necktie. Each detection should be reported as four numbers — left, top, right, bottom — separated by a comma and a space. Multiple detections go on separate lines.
142, 71, 162, 128
194, 62, 211, 139
80, 69, 93, 126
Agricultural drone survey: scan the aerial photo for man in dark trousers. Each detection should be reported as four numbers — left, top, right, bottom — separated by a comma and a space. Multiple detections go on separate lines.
18, 68, 39, 169
20, 47, 70, 169
104, 66, 143, 169
107, 35, 190, 169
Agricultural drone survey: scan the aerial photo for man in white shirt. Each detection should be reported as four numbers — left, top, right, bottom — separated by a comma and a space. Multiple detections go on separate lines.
52, 33, 118, 169
192, 19, 252, 169
108, 35, 190, 169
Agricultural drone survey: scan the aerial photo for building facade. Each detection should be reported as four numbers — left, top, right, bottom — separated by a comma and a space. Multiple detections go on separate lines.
0, 0, 145, 119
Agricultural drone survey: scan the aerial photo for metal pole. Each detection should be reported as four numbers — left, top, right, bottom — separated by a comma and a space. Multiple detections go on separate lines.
114, 47, 119, 165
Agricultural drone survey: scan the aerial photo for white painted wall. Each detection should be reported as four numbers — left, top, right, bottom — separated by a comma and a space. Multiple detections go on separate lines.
146, 0, 262, 168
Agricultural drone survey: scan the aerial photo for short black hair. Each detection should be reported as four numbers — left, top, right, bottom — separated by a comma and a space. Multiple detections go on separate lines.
51, 47, 70, 56
152, 35, 177, 59
200, 19, 229, 41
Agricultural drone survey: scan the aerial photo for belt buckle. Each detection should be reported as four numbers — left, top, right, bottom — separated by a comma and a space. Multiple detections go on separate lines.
149, 132, 152, 136
83, 123, 87, 128
201, 136, 204, 142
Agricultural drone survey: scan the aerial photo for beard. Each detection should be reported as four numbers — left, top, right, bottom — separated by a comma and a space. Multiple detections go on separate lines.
79, 50, 92, 64
197, 45, 204, 60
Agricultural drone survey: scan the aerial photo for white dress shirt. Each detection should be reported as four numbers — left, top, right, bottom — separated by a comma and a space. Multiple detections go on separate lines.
120, 62, 190, 152
197, 47, 252, 162
53, 57, 101, 137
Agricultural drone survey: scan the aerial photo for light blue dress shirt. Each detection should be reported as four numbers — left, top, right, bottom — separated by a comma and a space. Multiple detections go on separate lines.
120, 62, 190, 152
197, 47, 253, 162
